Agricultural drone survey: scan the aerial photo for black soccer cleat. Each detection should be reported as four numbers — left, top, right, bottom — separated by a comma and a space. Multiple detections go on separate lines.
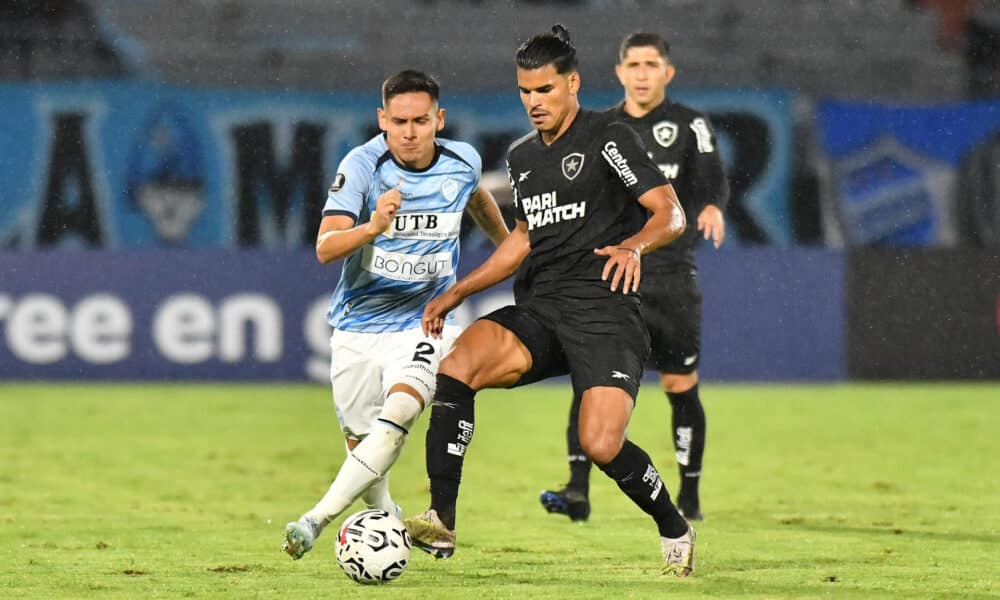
539, 487, 591, 522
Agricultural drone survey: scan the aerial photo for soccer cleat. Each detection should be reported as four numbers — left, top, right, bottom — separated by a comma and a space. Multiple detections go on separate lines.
661, 524, 696, 577
282, 517, 319, 560
539, 487, 591, 522
403, 509, 455, 559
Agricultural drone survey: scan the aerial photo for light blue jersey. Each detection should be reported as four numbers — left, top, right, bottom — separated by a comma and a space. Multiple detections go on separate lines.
323, 134, 481, 333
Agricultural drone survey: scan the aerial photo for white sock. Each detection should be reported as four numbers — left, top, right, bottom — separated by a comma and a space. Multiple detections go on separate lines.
362, 475, 395, 513
304, 392, 422, 526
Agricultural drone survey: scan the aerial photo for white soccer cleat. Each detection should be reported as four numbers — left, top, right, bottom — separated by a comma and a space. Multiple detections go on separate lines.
282, 517, 319, 560
661, 524, 696, 577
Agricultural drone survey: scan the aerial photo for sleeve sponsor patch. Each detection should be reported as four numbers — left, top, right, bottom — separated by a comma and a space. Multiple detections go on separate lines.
329, 172, 346, 193
690, 118, 715, 154
601, 141, 638, 187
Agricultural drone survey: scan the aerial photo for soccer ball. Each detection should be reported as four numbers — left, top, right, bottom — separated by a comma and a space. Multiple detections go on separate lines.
335, 509, 411, 584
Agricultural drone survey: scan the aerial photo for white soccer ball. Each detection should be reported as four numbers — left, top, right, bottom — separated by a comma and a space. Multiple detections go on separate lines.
335, 509, 411, 585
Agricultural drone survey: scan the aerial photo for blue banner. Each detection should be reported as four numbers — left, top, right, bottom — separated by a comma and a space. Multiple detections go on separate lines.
817, 99, 1000, 246
698, 247, 845, 381
0, 247, 843, 382
0, 82, 793, 248
0, 248, 525, 381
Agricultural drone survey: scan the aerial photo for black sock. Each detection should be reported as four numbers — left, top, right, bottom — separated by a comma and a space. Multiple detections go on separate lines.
597, 439, 688, 538
425, 374, 476, 530
668, 384, 705, 507
566, 391, 592, 495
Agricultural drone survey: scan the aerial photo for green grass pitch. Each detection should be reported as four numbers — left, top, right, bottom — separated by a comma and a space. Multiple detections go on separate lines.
1, 383, 998, 599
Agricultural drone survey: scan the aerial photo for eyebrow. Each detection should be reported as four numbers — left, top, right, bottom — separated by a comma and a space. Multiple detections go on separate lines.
518, 84, 554, 93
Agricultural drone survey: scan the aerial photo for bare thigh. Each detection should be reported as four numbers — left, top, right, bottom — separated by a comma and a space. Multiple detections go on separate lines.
438, 319, 533, 390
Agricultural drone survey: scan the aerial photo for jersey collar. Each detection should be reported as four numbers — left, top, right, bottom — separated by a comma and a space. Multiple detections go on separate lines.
535, 108, 587, 150
614, 98, 671, 122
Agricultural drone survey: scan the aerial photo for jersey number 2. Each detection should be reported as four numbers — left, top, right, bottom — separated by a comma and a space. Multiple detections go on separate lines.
411, 342, 435, 364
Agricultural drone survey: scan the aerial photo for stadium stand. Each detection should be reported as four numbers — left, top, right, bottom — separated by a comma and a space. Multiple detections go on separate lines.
0, 0, 143, 79
89, 0, 964, 100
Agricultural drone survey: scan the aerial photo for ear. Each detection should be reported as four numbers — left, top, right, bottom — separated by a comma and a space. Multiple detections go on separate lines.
568, 71, 581, 94
377, 107, 387, 132
664, 63, 676, 87
614, 63, 625, 87
436, 107, 446, 132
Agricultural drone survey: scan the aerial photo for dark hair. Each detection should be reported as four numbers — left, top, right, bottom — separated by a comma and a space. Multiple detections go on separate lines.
381, 70, 440, 105
516, 24, 578, 73
619, 32, 670, 63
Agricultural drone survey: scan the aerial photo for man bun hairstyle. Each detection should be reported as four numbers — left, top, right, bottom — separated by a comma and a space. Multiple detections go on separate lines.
516, 24, 578, 74
382, 70, 440, 105
619, 31, 670, 63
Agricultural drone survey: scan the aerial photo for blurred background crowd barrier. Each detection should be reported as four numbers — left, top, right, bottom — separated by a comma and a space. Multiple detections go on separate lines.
0, 0, 997, 381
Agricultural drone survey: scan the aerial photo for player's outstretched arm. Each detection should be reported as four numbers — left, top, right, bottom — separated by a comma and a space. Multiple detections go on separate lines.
595, 183, 686, 293
466, 186, 510, 247
315, 183, 403, 263
422, 222, 530, 337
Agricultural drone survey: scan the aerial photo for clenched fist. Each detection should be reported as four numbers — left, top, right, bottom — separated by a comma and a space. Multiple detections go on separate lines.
368, 179, 404, 235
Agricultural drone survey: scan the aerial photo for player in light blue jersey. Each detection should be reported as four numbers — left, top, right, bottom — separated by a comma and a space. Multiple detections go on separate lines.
283, 70, 508, 560
324, 132, 478, 334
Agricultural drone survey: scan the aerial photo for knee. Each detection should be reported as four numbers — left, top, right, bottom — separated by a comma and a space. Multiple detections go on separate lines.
661, 371, 698, 394
579, 432, 623, 466
380, 390, 423, 431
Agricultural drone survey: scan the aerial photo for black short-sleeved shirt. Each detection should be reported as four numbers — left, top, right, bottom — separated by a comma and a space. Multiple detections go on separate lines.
608, 100, 729, 274
507, 109, 668, 301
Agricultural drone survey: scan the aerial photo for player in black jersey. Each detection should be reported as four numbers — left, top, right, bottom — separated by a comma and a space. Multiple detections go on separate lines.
404, 25, 697, 576
540, 32, 729, 524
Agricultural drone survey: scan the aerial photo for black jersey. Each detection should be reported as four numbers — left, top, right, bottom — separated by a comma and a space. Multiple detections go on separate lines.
508, 109, 668, 301
609, 100, 729, 274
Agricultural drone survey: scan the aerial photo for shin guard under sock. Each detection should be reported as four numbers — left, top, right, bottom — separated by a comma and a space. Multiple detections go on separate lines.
425, 374, 476, 530
566, 392, 592, 495
668, 384, 705, 505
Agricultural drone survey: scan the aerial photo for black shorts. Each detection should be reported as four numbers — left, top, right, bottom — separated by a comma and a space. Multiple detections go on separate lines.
641, 270, 702, 374
481, 295, 650, 399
